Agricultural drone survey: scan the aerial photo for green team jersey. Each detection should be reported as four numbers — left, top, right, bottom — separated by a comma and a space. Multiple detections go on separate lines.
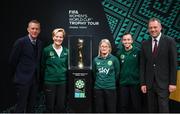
41, 44, 68, 85
93, 54, 120, 89
116, 46, 140, 86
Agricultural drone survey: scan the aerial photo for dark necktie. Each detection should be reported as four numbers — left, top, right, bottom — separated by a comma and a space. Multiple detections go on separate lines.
32, 40, 37, 58
153, 39, 158, 57
32, 40, 36, 46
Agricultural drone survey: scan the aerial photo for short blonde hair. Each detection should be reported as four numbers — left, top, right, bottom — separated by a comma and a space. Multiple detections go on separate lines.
98, 39, 112, 56
52, 28, 66, 38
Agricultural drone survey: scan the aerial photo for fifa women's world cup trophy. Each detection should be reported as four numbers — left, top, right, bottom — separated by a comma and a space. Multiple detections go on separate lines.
77, 38, 84, 69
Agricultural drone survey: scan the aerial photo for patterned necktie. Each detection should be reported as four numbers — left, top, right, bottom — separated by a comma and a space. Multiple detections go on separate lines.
32, 40, 36, 45
153, 39, 158, 57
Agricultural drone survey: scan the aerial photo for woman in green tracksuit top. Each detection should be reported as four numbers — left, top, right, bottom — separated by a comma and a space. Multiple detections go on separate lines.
116, 33, 141, 112
93, 39, 120, 113
41, 28, 68, 112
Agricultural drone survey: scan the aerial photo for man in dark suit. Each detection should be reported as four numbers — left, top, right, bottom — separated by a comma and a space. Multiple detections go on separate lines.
140, 18, 177, 112
9, 20, 42, 112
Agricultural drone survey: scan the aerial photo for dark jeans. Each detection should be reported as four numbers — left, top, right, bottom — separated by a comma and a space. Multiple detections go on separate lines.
15, 80, 38, 113
94, 89, 116, 113
44, 83, 66, 112
119, 85, 142, 112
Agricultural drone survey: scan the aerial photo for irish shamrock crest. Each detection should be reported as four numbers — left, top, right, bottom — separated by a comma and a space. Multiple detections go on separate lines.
120, 54, 125, 59
49, 51, 55, 58
107, 60, 112, 66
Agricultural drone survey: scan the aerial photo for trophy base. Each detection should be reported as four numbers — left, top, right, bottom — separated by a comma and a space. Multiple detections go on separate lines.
67, 69, 92, 112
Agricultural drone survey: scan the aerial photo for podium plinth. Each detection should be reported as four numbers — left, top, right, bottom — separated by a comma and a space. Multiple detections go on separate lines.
67, 35, 92, 112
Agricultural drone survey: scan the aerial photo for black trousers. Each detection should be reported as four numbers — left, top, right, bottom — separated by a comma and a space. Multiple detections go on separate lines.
119, 85, 142, 112
94, 89, 117, 113
44, 83, 66, 112
15, 79, 38, 113
147, 81, 169, 112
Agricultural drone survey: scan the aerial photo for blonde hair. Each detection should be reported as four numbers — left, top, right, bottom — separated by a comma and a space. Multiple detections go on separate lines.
52, 28, 66, 38
98, 39, 112, 56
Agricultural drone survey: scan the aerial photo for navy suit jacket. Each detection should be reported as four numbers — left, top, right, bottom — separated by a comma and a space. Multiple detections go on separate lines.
9, 36, 42, 85
140, 34, 177, 89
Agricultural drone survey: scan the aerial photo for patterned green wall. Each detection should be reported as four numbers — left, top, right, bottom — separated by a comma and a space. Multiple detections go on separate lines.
101, 0, 180, 69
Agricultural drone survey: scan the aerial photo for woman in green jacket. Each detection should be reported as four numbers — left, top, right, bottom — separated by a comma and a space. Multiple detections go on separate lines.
93, 39, 120, 112
41, 28, 68, 112
116, 33, 141, 112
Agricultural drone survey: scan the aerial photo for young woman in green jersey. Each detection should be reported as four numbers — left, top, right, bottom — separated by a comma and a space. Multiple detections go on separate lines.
116, 33, 141, 112
93, 39, 120, 112
41, 28, 68, 112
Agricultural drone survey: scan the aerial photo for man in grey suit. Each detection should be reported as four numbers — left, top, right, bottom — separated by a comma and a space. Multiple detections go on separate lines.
140, 18, 177, 112
9, 20, 42, 112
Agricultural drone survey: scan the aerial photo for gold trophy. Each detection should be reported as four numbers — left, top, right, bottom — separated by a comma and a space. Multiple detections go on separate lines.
77, 38, 84, 69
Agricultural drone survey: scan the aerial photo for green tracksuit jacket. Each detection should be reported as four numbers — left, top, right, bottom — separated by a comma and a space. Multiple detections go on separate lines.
41, 44, 68, 85
116, 46, 140, 86
93, 54, 120, 89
